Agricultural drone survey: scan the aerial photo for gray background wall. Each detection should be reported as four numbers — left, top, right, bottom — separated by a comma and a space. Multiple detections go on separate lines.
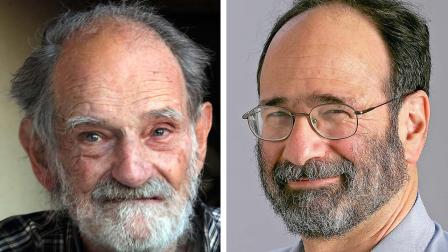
227, 0, 448, 251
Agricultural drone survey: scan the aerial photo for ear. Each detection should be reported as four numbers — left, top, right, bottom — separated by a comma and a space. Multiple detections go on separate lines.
19, 117, 55, 191
194, 102, 213, 170
398, 90, 430, 165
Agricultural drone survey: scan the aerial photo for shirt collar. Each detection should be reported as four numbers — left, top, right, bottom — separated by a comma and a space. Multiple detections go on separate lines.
372, 193, 435, 251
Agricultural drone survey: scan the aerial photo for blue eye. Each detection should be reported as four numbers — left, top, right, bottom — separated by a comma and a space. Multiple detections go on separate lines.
82, 132, 102, 143
152, 128, 169, 137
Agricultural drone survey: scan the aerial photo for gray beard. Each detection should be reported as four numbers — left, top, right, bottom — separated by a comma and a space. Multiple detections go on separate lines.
257, 126, 408, 239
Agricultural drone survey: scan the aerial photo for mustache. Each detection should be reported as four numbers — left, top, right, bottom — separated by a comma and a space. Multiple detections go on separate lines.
273, 159, 356, 187
91, 177, 174, 203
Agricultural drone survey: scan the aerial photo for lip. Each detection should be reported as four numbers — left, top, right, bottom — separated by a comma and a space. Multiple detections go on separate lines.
102, 197, 163, 204
287, 175, 341, 190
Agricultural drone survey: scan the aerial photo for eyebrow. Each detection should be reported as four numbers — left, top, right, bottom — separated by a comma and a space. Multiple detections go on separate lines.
310, 93, 347, 105
142, 107, 183, 121
65, 116, 103, 130
259, 94, 356, 107
64, 108, 183, 131
259, 97, 288, 106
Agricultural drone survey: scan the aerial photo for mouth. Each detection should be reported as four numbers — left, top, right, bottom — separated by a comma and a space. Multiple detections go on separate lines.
287, 175, 341, 190
100, 196, 164, 204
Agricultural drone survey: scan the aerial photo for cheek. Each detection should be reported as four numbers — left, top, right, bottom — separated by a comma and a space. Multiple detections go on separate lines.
262, 138, 357, 165
330, 140, 353, 158
146, 137, 192, 191
260, 142, 284, 170
329, 136, 368, 166
59, 147, 113, 194
58, 134, 194, 193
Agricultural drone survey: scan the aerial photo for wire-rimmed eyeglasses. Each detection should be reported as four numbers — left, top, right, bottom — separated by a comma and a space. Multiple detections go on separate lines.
242, 95, 407, 141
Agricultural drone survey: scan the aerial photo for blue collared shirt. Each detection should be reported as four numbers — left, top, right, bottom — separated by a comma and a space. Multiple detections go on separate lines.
274, 195, 448, 252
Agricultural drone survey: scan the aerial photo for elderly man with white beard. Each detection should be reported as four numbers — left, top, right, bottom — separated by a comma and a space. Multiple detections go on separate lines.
0, 3, 219, 252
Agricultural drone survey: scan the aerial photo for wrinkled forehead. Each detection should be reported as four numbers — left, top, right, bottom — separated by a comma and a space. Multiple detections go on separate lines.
51, 19, 187, 118
259, 4, 391, 105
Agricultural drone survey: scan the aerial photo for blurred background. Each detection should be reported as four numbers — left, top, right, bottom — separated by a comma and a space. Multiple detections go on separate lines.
0, 0, 220, 221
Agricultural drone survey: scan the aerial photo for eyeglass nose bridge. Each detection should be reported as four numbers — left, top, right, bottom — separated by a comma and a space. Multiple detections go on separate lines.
288, 111, 321, 139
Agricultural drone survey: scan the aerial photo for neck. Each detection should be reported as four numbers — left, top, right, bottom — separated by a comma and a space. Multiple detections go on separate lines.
301, 166, 418, 252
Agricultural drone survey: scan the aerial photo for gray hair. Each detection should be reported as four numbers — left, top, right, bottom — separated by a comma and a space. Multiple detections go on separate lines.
10, 3, 210, 150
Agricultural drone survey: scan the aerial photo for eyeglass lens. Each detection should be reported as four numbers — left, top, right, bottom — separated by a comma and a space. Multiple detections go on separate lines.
247, 104, 358, 141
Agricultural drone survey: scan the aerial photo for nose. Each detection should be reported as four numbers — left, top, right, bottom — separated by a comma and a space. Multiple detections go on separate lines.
282, 116, 327, 165
111, 138, 154, 188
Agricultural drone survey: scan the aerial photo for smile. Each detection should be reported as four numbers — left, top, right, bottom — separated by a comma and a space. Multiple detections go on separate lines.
287, 175, 341, 190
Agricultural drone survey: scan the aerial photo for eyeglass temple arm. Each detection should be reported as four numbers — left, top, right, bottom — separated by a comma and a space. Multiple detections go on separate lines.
355, 96, 404, 115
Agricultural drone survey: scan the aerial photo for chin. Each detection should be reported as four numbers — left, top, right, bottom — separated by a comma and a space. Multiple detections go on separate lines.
75, 199, 193, 251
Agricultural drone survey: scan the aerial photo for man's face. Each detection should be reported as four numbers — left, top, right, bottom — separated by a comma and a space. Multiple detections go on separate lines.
258, 5, 408, 238
50, 22, 200, 250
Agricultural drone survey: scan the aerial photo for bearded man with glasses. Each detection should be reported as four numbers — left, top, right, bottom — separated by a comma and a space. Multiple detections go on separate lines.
243, 0, 448, 251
